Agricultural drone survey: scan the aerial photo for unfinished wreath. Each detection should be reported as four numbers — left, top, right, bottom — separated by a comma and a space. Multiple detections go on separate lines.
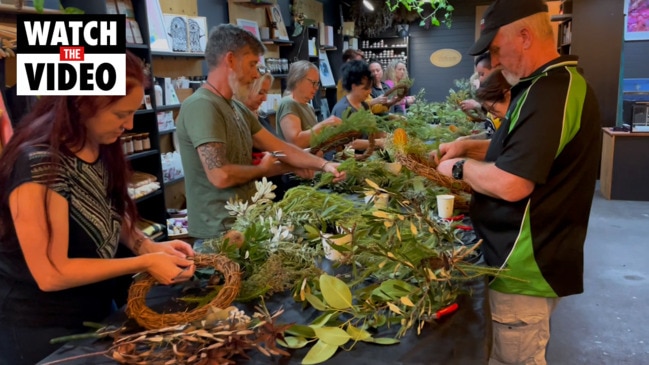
126, 254, 241, 330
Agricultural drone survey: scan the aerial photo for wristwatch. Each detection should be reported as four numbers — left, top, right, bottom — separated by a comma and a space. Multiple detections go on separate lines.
452, 160, 466, 180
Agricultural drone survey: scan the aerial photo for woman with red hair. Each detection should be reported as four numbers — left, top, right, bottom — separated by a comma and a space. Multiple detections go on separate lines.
0, 51, 195, 364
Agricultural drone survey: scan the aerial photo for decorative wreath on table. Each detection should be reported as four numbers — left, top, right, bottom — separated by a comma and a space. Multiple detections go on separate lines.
126, 254, 241, 330
395, 152, 472, 211
310, 131, 376, 161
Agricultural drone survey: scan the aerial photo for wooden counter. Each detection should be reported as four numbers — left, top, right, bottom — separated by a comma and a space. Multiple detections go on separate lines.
600, 128, 649, 200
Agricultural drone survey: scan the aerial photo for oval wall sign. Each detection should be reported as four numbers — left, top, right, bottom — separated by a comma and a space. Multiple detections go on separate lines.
430, 49, 462, 68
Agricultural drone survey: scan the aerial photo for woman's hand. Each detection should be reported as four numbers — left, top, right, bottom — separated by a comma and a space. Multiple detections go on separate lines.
321, 161, 346, 183
144, 252, 195, 285
460, 99, 481, 112
144, 239, 195, 259
321, 115, 342, 127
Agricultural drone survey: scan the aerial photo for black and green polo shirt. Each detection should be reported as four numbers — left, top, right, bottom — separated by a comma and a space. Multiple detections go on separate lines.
470, 56, 601, 298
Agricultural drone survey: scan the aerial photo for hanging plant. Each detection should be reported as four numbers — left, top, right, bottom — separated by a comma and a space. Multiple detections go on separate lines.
387, 0, 455, 28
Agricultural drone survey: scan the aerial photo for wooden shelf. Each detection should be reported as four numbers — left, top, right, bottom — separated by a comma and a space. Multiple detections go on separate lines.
361, 46, 407, 50
159, 128, 176, 136
551, 14, 573, 22
126, 149, 159, 161
261, 39, 294, 46
0, 4, 61, 14
135, 109, 155, 115
151, 50, 205, 58
164, 176, 185, 186
321, 46, 337, 51
231, 0, 274, 7
135, 189, 163, 204
156, 104, 182, 112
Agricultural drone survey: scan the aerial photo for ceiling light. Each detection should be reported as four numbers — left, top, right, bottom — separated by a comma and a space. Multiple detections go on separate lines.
363, 0, 374, 11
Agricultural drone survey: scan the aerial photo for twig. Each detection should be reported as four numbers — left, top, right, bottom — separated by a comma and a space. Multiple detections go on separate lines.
39, 350, 110, 365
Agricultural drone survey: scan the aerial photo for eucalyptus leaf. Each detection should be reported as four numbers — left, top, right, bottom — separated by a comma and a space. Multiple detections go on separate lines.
371, 337, 401, 345
346, 325, 372, 341
279, 336, 309, 349
302, 339, 338, 365
310, 311, 337, 328
286, 324, 316, 338
305, 293, 328, 311
320, 275, 353, 310
313, 326, 351, 346
292, 23, 304, 37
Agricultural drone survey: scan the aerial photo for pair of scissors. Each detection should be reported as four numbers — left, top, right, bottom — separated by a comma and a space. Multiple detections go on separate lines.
252, 151, 286, 165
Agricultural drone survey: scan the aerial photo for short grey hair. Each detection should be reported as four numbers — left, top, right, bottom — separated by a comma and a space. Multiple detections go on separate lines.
205, 24, 266, 69
286, 60, 318, 91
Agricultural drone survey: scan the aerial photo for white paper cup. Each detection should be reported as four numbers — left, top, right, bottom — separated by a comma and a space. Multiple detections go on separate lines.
322, 233, 352, 261
436, 194, 455, 218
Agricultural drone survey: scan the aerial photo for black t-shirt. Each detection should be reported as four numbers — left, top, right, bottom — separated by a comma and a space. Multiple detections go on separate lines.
0, 146, 122, 327
470, 56, 601, 297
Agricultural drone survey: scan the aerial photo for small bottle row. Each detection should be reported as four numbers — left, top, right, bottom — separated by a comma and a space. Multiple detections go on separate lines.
121, 133, 151, 155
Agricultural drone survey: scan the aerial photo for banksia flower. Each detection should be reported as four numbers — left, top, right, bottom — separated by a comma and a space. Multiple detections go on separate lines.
393, 128, 408, 153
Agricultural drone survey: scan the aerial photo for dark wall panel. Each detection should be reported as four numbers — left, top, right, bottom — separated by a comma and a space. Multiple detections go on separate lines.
624, 41, 649, 79
408, 0, 490, 103
571, 0, 624, 126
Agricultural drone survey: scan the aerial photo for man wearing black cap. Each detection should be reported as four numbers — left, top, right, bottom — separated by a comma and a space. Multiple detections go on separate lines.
435, 0, 601, 363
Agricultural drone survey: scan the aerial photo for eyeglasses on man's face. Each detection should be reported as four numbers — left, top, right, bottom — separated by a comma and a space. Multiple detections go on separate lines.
305, 78, 321, 89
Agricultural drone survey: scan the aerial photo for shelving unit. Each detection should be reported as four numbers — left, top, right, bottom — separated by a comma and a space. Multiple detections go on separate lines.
551, 0, 572, 55
360, 36, 409, 69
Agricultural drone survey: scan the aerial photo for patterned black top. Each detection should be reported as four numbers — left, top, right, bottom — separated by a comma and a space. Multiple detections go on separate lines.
0, 146, 122, 327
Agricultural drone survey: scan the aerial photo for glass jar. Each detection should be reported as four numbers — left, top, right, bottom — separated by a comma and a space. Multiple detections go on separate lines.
142, 132, 151, 150
133, 134, 143, 152
125, 135, 134, 155
120, 136, 128, 155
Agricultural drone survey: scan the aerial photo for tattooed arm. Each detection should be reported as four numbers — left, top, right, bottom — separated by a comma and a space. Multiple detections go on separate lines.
197, 142, 289, 188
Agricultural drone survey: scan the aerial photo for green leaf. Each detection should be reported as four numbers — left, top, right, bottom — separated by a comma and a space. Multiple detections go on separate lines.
278, 336, 309, 349
33, 0, 44, 13
302, 339, 338, 365
446, 4, 455, 12
286, 324, 316, 338
419, 20, 426, 27
370, 337, 401, 345
304, 224, 320, 238
346, 325, 372, 341
314, 326, 351, 346
306, 293, 327, 311
310, 311, 336, 328
63, 7, 85, 14
319, 274, 353, 310
431, 17, 441, 27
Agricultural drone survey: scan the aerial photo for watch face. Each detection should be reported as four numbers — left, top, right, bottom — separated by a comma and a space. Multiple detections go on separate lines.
453, 160, 464, 179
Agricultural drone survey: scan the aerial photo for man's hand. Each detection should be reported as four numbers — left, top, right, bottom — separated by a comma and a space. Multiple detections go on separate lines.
433, 141, 465, 163
436, 158, 462, 177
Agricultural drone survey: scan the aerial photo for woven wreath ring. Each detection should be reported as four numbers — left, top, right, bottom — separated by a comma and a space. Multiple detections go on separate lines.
396, 153, 472, 211
126, 254, 241, 330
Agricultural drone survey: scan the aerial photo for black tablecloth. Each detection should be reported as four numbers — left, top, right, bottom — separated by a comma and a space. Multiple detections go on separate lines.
39, 275, 490, 365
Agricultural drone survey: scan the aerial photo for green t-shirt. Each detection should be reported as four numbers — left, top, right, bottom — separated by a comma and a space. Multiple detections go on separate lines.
176, 88, 262, 238
275, 96, 318, 141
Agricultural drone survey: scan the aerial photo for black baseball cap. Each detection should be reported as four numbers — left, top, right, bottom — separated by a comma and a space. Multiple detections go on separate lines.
469, 0, 549, 55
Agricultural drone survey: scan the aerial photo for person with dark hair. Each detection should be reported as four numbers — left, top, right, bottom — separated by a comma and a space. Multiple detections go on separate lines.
436, 0, 601, 363
176, 25, 345, 241
336, 49, 364, 101
475, 68, 511, 121
331, 60, 372, 118
331, 60, 384, 151
0, 51, 197, 365
460, 52, 494, 114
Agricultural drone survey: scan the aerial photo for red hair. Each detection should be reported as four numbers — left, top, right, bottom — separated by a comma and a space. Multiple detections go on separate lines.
0, 51, 148, 246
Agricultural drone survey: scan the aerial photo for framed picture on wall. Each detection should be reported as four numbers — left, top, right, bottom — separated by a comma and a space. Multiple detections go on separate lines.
266, 4, 289, 40
624, 0, 649, 41
236, 19, 261, 40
